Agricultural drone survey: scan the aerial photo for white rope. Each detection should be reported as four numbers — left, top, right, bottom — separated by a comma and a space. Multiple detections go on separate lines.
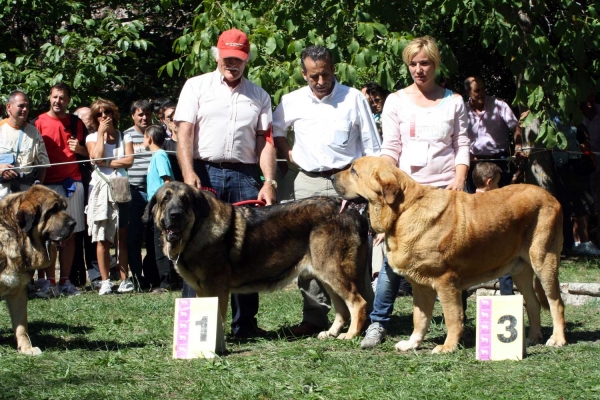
0, 151, 289, 172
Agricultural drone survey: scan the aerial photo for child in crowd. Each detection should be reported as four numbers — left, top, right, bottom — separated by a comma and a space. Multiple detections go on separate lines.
462, 162, 512, 315
472, 161, 502, 193
144, 125, 175, 292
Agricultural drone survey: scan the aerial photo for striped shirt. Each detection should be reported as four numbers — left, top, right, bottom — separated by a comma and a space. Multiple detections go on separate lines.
123, 126, 151, 190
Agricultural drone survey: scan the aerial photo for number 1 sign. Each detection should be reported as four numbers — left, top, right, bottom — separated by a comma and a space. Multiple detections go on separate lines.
173, 297, 225, 359
476, 295, 524, 361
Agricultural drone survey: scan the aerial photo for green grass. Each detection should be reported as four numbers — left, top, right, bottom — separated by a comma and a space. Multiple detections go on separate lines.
0, 259, 599, 400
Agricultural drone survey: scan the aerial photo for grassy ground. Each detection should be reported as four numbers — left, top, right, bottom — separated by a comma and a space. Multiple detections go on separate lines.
0, 259, 598, 400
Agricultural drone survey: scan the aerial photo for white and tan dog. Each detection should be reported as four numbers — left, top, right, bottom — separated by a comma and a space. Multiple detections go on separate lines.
332, 156, 567, 353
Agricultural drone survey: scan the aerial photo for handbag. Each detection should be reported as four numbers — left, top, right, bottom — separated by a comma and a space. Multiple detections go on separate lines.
94, 130, 132, 203
95, 168, 132, 203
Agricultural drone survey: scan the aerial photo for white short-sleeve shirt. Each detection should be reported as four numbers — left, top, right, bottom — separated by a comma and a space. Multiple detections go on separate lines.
174, 70, 272, 164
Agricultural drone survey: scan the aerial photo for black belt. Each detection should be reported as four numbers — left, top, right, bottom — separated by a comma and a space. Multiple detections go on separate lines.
301, 165, 350, 178
472, 151, 509, 161
200, 160, 255, 171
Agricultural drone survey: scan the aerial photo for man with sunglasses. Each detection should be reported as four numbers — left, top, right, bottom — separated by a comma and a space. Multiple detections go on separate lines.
174, 28, 277, 338
33, 83, 87, 296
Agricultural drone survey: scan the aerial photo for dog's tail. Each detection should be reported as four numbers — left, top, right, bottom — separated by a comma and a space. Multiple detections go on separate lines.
534, 276, 551, 310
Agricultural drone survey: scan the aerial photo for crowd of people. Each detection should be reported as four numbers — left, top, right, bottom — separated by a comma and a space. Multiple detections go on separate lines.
1, 30, 599, 342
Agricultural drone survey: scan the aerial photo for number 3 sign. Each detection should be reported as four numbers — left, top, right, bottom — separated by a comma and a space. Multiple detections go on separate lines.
172, 297, 225, 359
476, 295, 524, 361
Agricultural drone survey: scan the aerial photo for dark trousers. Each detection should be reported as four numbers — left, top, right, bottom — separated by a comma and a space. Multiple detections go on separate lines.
127, 185, 156, 289
70, 230, 97, 286
142, 219, 175, 289
181, 160, 263, 335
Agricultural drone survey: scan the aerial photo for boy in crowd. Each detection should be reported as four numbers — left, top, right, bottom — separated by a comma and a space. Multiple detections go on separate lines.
462, 161, 509, 315
144, 125, 175, 292
472, 161, 502, 193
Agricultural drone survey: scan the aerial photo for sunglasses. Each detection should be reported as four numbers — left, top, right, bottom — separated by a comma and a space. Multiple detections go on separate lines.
95, 109, 113, 118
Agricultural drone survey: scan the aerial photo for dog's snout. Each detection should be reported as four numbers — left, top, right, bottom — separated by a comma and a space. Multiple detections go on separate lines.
67, 219, 77, 229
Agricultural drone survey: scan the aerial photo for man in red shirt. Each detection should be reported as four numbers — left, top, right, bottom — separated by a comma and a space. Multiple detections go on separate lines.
34, 83, 89, 296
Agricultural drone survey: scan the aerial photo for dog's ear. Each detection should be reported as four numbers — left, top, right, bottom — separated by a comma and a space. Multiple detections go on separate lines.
377, 169, 402, 205
194, 189, 212, 219
142, 194, 157, 225
17, 200, 40, 233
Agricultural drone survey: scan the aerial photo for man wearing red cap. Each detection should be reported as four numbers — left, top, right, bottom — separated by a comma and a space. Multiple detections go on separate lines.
174, 28, 277, 338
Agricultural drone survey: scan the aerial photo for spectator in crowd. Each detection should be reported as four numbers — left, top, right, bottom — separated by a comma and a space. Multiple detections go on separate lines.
71, 105, 97, 286
464, 75, 522, 292
361, 82, 390, 137
0, 91, 49, 199
85, 99, 135, 295
464, 76, 523, 190
143, 124, 175, 292
160, 101, 183, 181
74, 107, 93, 132
553, 118, 600, 256
581, 94, 600, 245
360, 36, 470, 350
34, 83, 88, 297
472, 161, 502, 193
273, 45, 381, 336
174, 28, 277, 338
123, 100, 154, 290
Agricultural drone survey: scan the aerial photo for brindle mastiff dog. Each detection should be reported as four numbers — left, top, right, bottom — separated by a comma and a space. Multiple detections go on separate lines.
332, 156, 567, 353
0, 185, 76, 355
147, 181, 372, 340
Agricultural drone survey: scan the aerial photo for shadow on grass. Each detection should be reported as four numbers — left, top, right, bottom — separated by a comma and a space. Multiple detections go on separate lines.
0, 321, 147, 352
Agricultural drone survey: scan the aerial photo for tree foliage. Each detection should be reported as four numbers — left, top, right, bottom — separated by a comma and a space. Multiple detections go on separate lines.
0, 0, 598, 146
0, 0, 193, 122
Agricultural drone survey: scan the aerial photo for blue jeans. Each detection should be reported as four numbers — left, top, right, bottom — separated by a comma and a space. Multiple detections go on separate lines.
499, 274, 514, 295
370, 258, 402, 328
181, 161, 262, 335
127, 186, 150, 288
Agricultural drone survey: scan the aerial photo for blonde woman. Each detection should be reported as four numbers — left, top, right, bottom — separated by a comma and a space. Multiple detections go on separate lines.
362, 36, 470, 350
85, 99, 135, 295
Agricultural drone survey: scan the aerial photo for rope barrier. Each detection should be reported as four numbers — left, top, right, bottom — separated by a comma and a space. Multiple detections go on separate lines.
0, 146, 592, 173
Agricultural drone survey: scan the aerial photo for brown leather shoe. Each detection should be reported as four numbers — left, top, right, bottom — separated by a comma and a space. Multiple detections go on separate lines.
287, 321, 326, 337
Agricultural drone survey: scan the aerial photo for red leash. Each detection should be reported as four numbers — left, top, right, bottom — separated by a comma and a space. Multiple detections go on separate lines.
232, 200, 266, 207
201, 187, 265, 207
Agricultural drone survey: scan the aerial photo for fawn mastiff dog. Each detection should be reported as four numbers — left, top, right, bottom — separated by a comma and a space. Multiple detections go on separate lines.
332, 156, 567, 353
0, 185, 76, 355
147, 182, 373, 340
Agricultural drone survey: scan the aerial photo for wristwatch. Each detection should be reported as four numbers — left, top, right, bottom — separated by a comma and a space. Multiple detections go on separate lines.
265, 178, 277, 189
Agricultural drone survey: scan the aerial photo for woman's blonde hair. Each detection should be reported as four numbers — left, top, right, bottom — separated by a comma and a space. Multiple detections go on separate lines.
402, 36, 441, 69
89, 98, 120, 131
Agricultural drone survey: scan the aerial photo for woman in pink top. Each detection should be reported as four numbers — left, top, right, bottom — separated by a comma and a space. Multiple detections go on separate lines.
361, 36, 471, 350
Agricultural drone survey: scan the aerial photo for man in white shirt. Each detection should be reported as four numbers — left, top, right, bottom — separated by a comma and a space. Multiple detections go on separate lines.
273, 45, 381, 336
174, 28, 277, 338
0, 91, 49, 199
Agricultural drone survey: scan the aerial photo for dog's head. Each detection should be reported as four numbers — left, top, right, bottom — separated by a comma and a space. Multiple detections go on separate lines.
332, 156, 411, 232
16, 185, 76, 247
145, 181, 211, 246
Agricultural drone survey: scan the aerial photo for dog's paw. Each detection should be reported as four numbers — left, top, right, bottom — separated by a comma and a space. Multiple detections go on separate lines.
336, 332, 356, 340
20, 347, 42, 356
395, 339, 419, 352
431, 344, 457, 354
317, 331, 335, 340
545, 336, 567, 348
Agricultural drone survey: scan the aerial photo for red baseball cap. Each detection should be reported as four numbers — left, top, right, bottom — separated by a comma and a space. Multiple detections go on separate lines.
217, 29, 250, 61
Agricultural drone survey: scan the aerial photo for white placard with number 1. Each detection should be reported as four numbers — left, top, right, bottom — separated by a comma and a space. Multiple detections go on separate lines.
173, 297, 225, 359
476, 295, 524, 361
